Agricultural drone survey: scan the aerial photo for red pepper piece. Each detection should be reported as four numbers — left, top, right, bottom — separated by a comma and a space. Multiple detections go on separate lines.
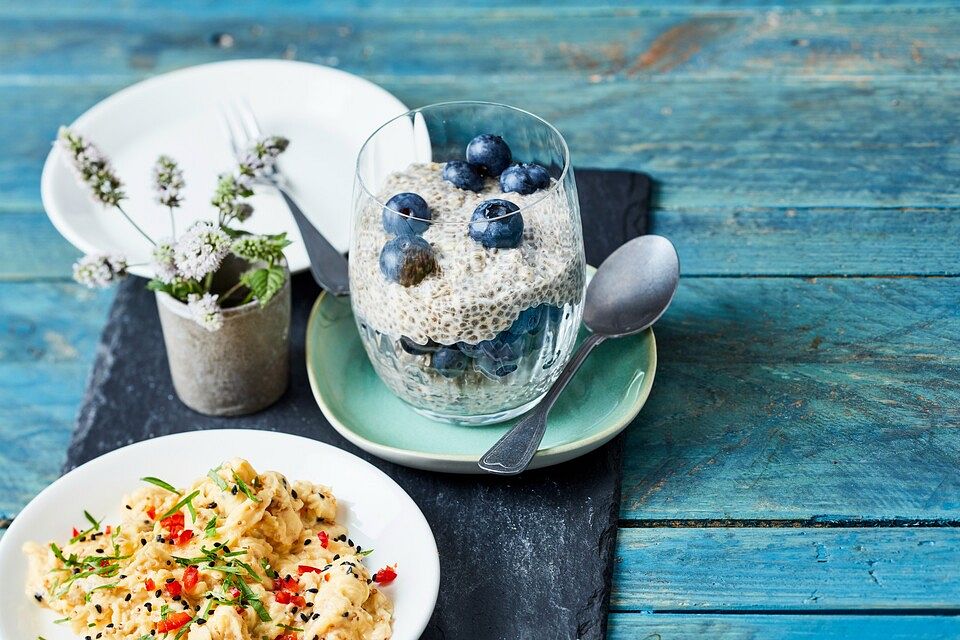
317, 531, 329, 548
161, 512, 185, 536
297, 565, 321, 575
275, 634, 297, 640
145, 578, 155, 591
274, 590, 292, 604
177, 530, 194, 546
72, 527, 80, 538
182, 566, 199, 592
290, 595, 306, 608
146, 506, 156, 520
156, 612, 191, 633
165, 580, 183, 597
374, 565, 397, 586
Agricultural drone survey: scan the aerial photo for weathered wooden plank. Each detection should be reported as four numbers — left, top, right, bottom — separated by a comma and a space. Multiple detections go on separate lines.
621, 276, 960, 520
0, 212, 83, 281
611, 527, 960, 610
1, 9, 958, 79
6, 203, 960, 280
3, 1, 959, 19
608, 614, 960, 639
2, 77, 957, 213
0, 282, 111, 519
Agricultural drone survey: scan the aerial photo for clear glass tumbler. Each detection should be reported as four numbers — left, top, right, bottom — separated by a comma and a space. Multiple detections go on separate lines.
349, 101, 585, 424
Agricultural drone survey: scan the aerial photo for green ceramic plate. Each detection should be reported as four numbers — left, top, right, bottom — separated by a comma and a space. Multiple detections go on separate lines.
305, 293, 656, 474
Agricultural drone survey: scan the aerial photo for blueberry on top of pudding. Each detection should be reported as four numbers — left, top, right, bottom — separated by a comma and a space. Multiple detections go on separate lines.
500, 163, 551, 195
466, 134, 512, 176
441, 160, 484, 192
469, 199, 523, 249
382, 192, 431, 235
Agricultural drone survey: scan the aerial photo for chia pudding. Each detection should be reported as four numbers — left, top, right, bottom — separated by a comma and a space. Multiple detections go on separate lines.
350, 130, 585, 423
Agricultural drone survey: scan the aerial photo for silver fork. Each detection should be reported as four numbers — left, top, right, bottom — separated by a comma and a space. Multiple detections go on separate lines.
221, 102, 350, 296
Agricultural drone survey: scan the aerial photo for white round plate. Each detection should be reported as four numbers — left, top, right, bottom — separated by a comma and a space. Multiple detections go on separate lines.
0, 430, 439, 640
41, 59, 409, 277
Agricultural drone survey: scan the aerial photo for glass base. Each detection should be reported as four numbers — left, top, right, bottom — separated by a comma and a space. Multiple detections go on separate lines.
408, 392, 547, 426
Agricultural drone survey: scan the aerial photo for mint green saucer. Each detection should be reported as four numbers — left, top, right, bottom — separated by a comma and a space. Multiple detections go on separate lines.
305, 292, 656, 474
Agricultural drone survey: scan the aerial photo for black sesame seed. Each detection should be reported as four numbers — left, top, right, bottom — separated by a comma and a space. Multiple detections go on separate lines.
300, 613, 308, 622
342, 612, 349, 617
33, 593, 43, 602
141, 539, 147, 546
107, 623, 114, 628
291, 490, 298, 499
125, 505, 132, 510
155, 589, 162, 597
165, 578, 175, 583
231, 485, 238, 495
304, 539, 311, 546
197, 619, 206, 625
312, 613, 320, 620
145, 603, 152, 612
292, 606, 299, 614
306, 588, 319, 594
207, 502, 217, 509
124, 593, 132, 602
95, 604, 102, 613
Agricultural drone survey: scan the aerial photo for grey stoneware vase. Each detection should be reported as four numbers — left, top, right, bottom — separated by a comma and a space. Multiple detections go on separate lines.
155, 258, 291, 416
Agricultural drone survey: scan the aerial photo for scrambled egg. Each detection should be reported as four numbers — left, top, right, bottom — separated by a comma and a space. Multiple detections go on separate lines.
24, 458, 394, 639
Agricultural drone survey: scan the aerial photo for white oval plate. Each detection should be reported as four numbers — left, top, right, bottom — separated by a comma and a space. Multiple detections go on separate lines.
0, 430, 439, 640
41, 59, 409, 277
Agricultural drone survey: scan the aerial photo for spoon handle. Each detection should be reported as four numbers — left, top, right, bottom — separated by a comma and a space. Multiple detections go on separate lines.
478, 332, 607, 475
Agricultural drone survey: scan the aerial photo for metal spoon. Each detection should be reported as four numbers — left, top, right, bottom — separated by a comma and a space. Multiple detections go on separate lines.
478, 235, 680, 476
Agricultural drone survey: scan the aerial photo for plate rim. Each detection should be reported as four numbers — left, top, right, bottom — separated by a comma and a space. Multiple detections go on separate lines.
39, 58, 410, 276
305, 290, 658, 472
0, 428, 440, 640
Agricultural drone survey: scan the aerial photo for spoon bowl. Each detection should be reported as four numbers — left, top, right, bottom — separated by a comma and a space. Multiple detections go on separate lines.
478, 234, 679, 475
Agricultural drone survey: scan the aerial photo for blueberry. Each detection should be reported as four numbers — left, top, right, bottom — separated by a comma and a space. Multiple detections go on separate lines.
442, 161, 484, 192
457, 341, 483, 358
509, 305, 544, 335
382, 192, 431, 235
431, 347, 470, 378
466, 134, 512, 176
469, 199, 524, 249
499, 163, 551, 195
379, 235, 436, 286
399, 336, 440, 355
476, 354, 519, 379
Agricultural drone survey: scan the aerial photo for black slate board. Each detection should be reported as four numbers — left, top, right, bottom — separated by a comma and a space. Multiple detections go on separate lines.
65, 168, 651, 640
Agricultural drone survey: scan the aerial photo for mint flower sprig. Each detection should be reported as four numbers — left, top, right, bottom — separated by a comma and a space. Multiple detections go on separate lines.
153, 155, 184, 237
58, 127, 154, 246
63, 126, 292, 331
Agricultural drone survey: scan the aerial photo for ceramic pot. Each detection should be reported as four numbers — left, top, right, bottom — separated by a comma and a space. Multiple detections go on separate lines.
155, 259, 291, 416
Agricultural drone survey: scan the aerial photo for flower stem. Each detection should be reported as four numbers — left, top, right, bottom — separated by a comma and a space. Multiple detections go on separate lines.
116, 204, 155, 246
219, 281, 247, 305
168, 206, 176, 239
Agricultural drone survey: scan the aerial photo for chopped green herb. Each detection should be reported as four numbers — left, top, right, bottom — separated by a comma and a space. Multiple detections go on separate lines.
358, 548, 375, 557
160, 490, 200, 521
85, 582, 118, 601
186, 498, 198, 523
160, 603, 170, 620
235, 579, 271, 622
204, 515, 218, 538
53, 618, 70, 624
140, 476, 181, 494
207, 465, 229, 491
174, 623, 193, 640
83, 510, 101, 530
232, 473, 261, 502
234, 559, 262, 583
277, 623, 304, 632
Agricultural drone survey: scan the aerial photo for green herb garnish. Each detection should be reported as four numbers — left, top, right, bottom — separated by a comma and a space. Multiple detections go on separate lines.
235, 579, 271, 622
85, 582, 118, 601
277, 623, 304, 632
204, 515, 218, 538
207, 466, 229, 491
160, 490, 200, 520
140, 476, 180, 494
232, 473, 261, 502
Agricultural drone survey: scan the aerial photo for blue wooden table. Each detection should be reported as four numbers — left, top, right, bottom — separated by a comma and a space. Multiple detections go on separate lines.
1, 1, 958, 637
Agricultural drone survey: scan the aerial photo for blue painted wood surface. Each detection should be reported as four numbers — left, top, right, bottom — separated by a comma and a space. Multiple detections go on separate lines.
0, 1, 957, 636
